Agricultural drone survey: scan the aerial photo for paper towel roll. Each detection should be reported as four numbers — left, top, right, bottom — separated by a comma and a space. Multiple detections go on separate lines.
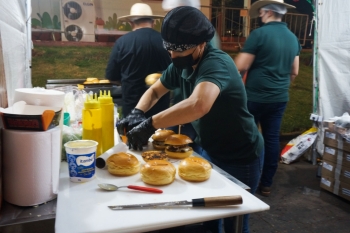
3, 127, 61, 206
96, 142, 128, 169
14, 88, 66, 162
14, 88, 65, 107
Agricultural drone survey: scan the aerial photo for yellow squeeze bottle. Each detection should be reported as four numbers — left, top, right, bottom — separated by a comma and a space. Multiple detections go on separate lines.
98, 90, 115, 153
82, 93, 102, 157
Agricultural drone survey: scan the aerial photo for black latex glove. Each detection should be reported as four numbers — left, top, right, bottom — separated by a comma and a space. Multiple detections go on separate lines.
126, 117, 156, 151
116, 108, 146, 136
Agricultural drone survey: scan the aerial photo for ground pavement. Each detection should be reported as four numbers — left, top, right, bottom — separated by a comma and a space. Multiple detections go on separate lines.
250, 156, 350, 233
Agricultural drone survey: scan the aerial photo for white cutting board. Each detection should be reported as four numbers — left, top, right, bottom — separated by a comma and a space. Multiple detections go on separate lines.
55, 144, 269, 233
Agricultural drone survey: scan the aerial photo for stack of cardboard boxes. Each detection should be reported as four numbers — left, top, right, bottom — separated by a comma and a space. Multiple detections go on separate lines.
320, 128, 350, 201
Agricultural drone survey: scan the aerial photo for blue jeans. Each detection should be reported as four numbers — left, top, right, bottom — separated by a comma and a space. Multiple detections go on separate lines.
198, 149, 264, 233
247, 101, 287, 187
167, 123, 202, 154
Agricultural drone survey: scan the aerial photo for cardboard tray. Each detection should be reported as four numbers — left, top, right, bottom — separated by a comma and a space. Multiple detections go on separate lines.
0, 101, 61, 131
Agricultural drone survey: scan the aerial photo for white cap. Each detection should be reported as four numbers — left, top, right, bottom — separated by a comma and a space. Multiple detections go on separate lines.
261, 4, 287, 15
162, 0, 201, 11
118, 3, 164, 22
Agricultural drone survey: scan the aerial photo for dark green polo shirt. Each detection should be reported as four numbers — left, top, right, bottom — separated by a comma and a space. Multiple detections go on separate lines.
160, 44, 264, 162
242, 22, 301, 103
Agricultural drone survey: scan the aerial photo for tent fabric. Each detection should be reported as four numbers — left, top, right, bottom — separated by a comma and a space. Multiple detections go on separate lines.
0, 22, 27, 106
316, 0, 350, 154
318, 0, 350, 119
0, 1, 27, 32
0, 1, 30, 107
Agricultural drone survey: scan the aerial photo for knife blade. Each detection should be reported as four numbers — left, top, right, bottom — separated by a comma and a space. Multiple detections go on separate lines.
108, 195, 242, 210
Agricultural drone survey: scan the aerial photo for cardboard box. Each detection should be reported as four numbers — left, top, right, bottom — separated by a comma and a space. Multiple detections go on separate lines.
323, 129, 350, 153
320, 176, 335, 193
339, 166, 350, 185
323, 146, 350, 168
339, 182, 350, 201
321, 160, 338, 178
321, 159, 350, 186
0, 101, 61, 131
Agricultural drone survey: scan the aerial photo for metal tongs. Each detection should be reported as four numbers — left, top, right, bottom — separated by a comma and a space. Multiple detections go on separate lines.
109, 195, 242, 210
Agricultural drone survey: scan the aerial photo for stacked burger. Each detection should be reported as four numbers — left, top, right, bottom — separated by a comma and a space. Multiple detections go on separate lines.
149, 129, 194, 160
164, 134, 193, 159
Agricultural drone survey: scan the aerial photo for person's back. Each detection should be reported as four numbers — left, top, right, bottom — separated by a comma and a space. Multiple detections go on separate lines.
106, 28, 171, 117
235, 0, 301, 199
105, 3, 171, 118
243, 22, 300, 102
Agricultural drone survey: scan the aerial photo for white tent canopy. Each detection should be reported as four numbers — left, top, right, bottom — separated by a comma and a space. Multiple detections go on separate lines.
315, 0, 350, 154
317, 0, 350, 119
0, 0, 32, 108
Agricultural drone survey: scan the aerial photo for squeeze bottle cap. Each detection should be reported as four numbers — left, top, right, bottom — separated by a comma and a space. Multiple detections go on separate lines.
98, 90, 113, 104
84, 93, 100, 109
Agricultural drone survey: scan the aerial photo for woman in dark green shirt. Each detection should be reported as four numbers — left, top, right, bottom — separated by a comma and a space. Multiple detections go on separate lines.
121, 6, 264, 233
235, 0, 301, 198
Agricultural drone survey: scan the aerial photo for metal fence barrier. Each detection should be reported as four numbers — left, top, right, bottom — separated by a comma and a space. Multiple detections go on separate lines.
201, 6, 311, 47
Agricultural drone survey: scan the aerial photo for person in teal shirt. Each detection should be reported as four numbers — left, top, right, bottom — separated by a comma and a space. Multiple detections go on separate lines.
235, 0, 301, 197
162, 0, 220, 155
120, 6, 264, 233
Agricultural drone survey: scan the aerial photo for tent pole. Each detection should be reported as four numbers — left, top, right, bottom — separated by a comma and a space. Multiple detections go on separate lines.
311, 0, 319, 165
25, 0, 32, 88
312, 0, 318, 115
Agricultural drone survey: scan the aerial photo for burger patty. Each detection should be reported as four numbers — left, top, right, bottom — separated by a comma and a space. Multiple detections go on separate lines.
142, 151, 168, 161
153, 140, 165, 146
166, 145, 192, 153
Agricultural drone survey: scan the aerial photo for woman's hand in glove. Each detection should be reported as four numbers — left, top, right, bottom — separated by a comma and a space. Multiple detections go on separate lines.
126, 117, 156, 151
116, 108, 146, 136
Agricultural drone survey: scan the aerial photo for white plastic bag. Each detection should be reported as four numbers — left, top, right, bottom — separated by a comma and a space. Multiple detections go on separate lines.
280, 127, 318, 164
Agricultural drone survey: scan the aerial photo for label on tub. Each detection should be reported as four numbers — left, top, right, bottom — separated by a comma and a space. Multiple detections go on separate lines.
67, 152, 96, 182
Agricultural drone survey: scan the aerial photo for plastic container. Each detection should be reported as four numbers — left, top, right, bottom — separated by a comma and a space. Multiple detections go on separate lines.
63, 112, 70, 126
64, 140, 98, 182
98, 90, 114, 153
82, 93, 102, 157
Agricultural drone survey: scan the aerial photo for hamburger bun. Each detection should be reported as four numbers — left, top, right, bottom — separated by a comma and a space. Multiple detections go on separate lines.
98, 79, 110, 83
145, 73, 162, 86
86, 77, 99, 83
141, 150, 168, 162
106, 152, 140, 176
140, 160, 176, 185
152, 129, 175, 150
178, 157, 212, 182
164, 134, 193, 159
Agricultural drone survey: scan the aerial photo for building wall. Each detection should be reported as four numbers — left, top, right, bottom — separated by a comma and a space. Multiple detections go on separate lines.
31, 0, 211, 31
31, 0, 61, 29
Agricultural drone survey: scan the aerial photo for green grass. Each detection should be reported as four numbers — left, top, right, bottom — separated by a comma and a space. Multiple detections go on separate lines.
32, 46, 111, 85
283, 53, 314, 133
32, 46, 313, 134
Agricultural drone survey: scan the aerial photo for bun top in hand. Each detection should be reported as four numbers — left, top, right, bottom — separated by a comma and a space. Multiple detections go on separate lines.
152, 129, 175, 141
152, 129, 175, 150
164, 134, 193, 145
